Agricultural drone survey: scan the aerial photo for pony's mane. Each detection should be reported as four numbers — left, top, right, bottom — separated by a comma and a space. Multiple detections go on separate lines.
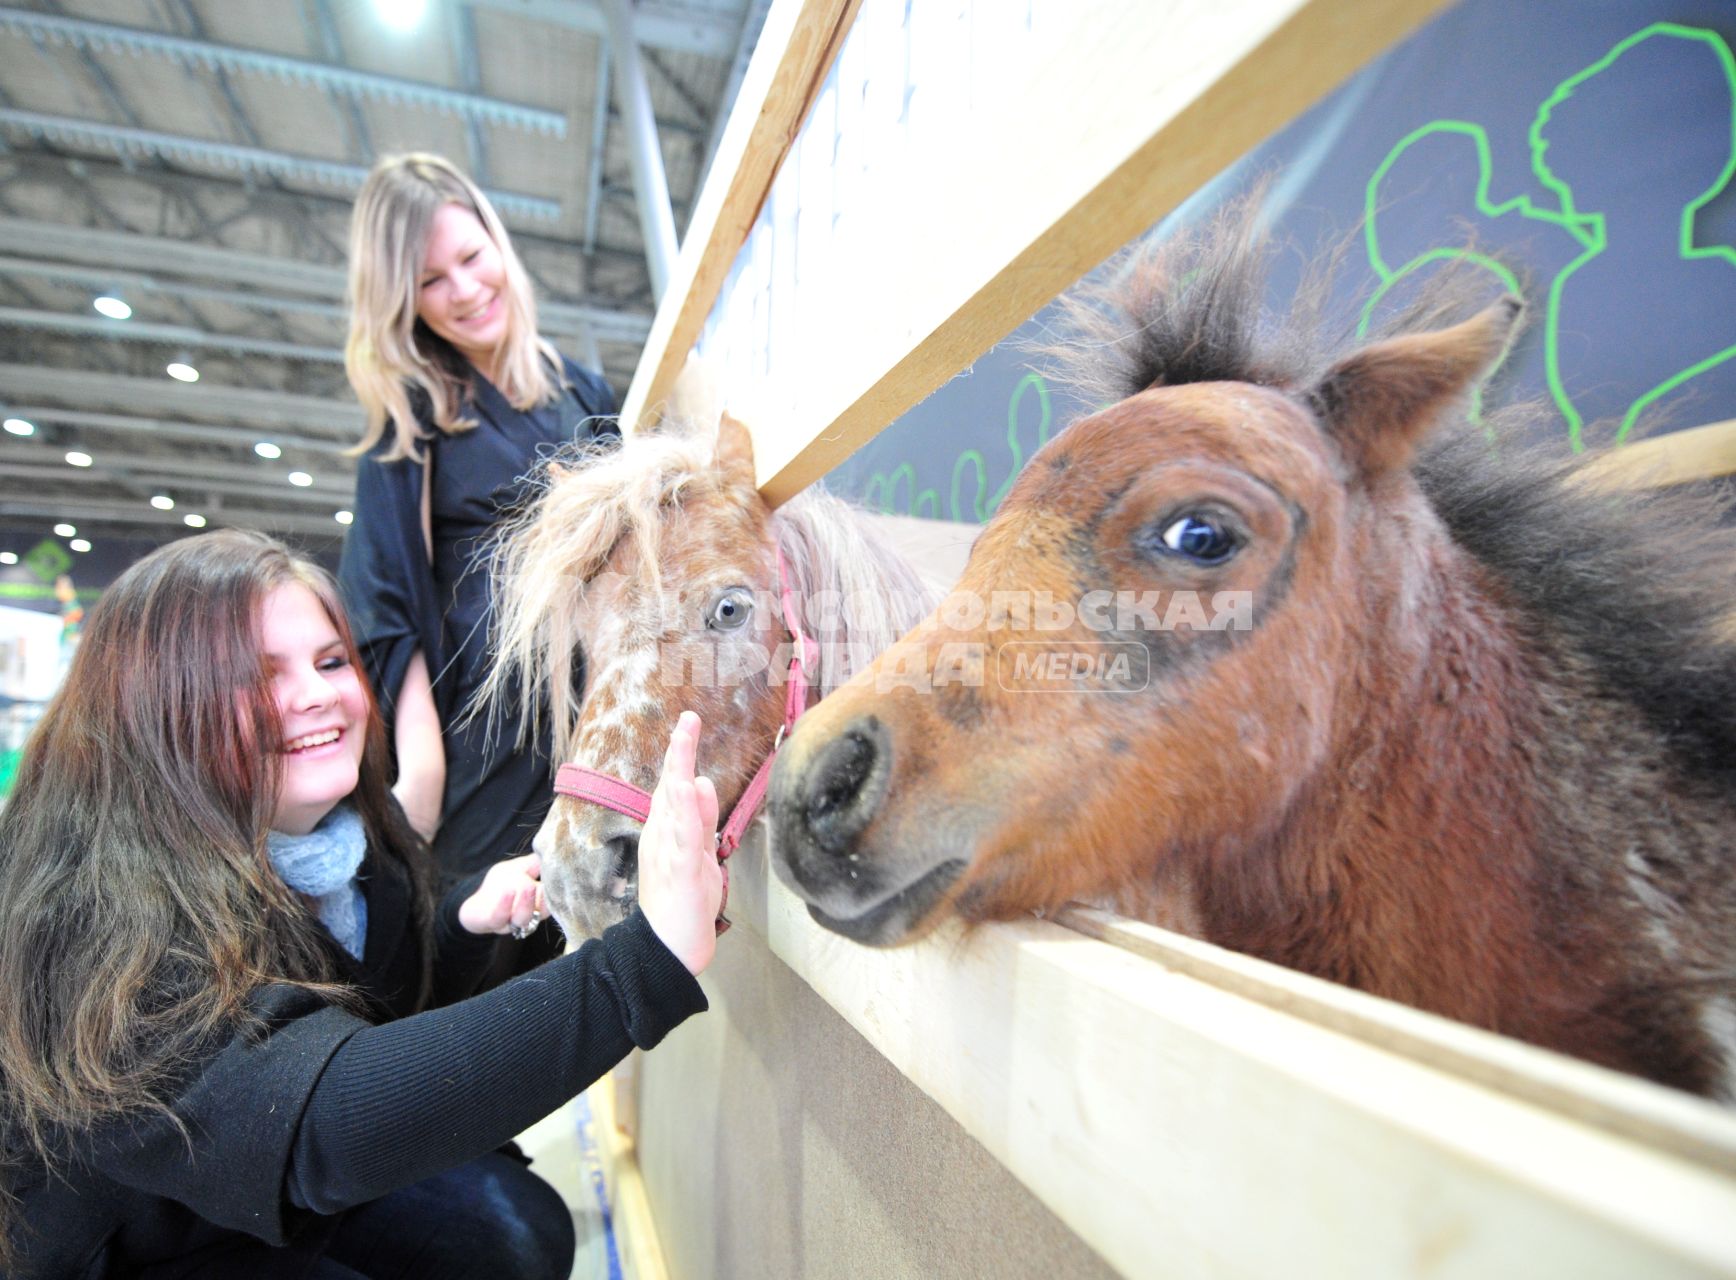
773, 488, 941, 698
1048, 197, 1736, 789
481, 418, 938, 763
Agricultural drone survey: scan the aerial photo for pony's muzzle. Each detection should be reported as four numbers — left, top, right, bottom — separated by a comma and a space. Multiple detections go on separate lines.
779, 715, 890, 856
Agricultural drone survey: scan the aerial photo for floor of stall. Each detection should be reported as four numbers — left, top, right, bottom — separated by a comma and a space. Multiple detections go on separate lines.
518, 1097, 621, 1280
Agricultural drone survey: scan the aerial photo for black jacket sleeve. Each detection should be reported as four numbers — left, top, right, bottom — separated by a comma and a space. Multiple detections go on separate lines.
426, 866, 500, 1007
82, 995, 364, 1246
283, 910, 705, 1214
336, 439, 442, 728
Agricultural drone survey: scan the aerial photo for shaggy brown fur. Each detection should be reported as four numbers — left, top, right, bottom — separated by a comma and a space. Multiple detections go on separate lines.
768, 202, 1736, 1100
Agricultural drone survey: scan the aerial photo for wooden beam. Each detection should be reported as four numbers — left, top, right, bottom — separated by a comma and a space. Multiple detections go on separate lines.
618, 0, 861, 432
744, 0, 1453, 502
1057, 906, 1736, 1176
725, 838, 1736, 1278
1579, 419, 1736, 489
587, 1072, 670, 1280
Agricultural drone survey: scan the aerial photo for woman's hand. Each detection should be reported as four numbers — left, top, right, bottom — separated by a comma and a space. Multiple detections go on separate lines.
638, 712, 722, 975
457, 853, 546, 937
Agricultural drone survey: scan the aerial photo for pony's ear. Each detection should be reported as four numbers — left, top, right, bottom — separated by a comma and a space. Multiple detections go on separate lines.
1309, 296, 1521, 477
715, 412, 759, 490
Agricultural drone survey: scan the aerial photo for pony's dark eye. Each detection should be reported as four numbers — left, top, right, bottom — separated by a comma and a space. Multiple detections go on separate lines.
707, 589, 754, 632
1156, 514, 1239, 564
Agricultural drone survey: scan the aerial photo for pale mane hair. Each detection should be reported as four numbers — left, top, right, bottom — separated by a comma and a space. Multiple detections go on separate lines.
345, 152, 561, 461
483, 419, 938, 765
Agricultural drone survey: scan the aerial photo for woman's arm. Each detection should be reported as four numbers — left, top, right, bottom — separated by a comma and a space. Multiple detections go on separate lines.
284, 910, 703, 1214
290, 713, 721, 1214
391, 649, 445, 840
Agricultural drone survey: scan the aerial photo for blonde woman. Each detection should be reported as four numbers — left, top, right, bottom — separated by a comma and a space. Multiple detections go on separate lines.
338, 154, 618, 910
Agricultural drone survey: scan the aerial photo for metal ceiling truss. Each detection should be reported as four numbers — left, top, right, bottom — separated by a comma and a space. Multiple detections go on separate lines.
461, 0, 740, 58
0, 2, 751, 544
0, 257, 346, 319
0, 219, 654, 341
0, 109, 564, 221
0, 306, 342, 362
0, 364, 363, 435
4, 407, 351, 457
0, 7, 568, 137
0, 461, 350, 507
0, 494, 343, 538
1, 151, 658, 272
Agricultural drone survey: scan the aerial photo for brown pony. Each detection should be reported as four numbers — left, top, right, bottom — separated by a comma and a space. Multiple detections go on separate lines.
766, 209, 1736, 1099
485, 412, 937, 941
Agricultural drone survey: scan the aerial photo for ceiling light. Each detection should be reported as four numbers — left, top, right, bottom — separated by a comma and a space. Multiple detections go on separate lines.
255, 441, 282, 459
93, 295, 132, 320
0, 552, 16, 565
3, 417, 34, 436
65, 451, 93, 467
69, 538, 91, 553
374, 0, 427, 30
183, 513, 207, 528
53, 523, 75, 537
150, 494, 175, 510
166, 361, 200, 383
335, 510, 354, 525
288, 471, 313, 487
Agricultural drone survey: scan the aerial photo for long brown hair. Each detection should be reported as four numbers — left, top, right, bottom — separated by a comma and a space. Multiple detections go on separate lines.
345, 152, 561, 461
0, 530, 433, 1262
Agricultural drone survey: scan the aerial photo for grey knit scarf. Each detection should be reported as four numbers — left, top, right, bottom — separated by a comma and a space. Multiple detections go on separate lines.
267, 804, 368, 960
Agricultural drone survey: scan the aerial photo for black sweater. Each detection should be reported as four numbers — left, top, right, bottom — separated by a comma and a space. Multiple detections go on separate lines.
9, 845, 706, 1279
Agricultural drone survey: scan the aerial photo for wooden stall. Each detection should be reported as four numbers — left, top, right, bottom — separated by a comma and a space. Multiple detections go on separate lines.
584, 2, 1736, 1276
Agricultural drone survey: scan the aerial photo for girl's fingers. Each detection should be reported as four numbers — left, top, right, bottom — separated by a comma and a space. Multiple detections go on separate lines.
696, 775, 719, 835
662, 711, 696, 778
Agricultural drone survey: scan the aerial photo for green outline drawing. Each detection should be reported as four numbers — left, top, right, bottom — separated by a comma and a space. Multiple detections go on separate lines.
862, 371, 1052, 522
1363, 22, 1736, 450
858, 23, 1736, 516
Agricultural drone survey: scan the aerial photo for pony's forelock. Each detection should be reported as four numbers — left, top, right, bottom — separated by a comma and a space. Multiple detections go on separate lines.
1037, 191, 1503, 412
482, 422, 712, 759
773, 489, 942, 697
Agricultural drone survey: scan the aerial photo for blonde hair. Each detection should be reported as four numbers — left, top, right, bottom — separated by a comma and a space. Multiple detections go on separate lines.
345, 153, 562, 460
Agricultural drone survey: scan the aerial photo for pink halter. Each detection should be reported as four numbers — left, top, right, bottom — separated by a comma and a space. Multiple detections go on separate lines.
550, 549, 818, 934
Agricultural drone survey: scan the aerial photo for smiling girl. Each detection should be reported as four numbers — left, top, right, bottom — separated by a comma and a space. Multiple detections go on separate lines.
339, 155, 618, 946
0, 531, 721, 1278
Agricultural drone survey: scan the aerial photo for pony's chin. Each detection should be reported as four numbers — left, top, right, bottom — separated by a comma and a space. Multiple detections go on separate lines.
802, 859, 966, 947
553, 886, 637, 943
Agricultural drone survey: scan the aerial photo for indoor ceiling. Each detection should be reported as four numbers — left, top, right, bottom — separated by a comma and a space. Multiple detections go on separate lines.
0, 0, 768, 548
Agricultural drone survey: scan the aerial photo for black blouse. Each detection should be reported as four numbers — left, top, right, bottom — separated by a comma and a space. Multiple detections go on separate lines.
337, 358, 619, 877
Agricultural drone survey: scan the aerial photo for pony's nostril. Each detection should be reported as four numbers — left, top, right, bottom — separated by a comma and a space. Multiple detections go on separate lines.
604, 832, 640, 900
802, 720, 887, 850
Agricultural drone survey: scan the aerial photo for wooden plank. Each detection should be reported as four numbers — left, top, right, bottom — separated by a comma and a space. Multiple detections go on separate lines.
736, 0, 1452, 502
618, 0, 860, 432
726, 836, 1736, 1279
1579, 419, 1736, 489
1057, 905, 1736, 1178
588, 1071, 671, 1280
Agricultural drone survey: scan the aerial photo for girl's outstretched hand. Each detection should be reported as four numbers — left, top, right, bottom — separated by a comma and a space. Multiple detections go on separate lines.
458, 853, 546, 937
638, 711, 722, 975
